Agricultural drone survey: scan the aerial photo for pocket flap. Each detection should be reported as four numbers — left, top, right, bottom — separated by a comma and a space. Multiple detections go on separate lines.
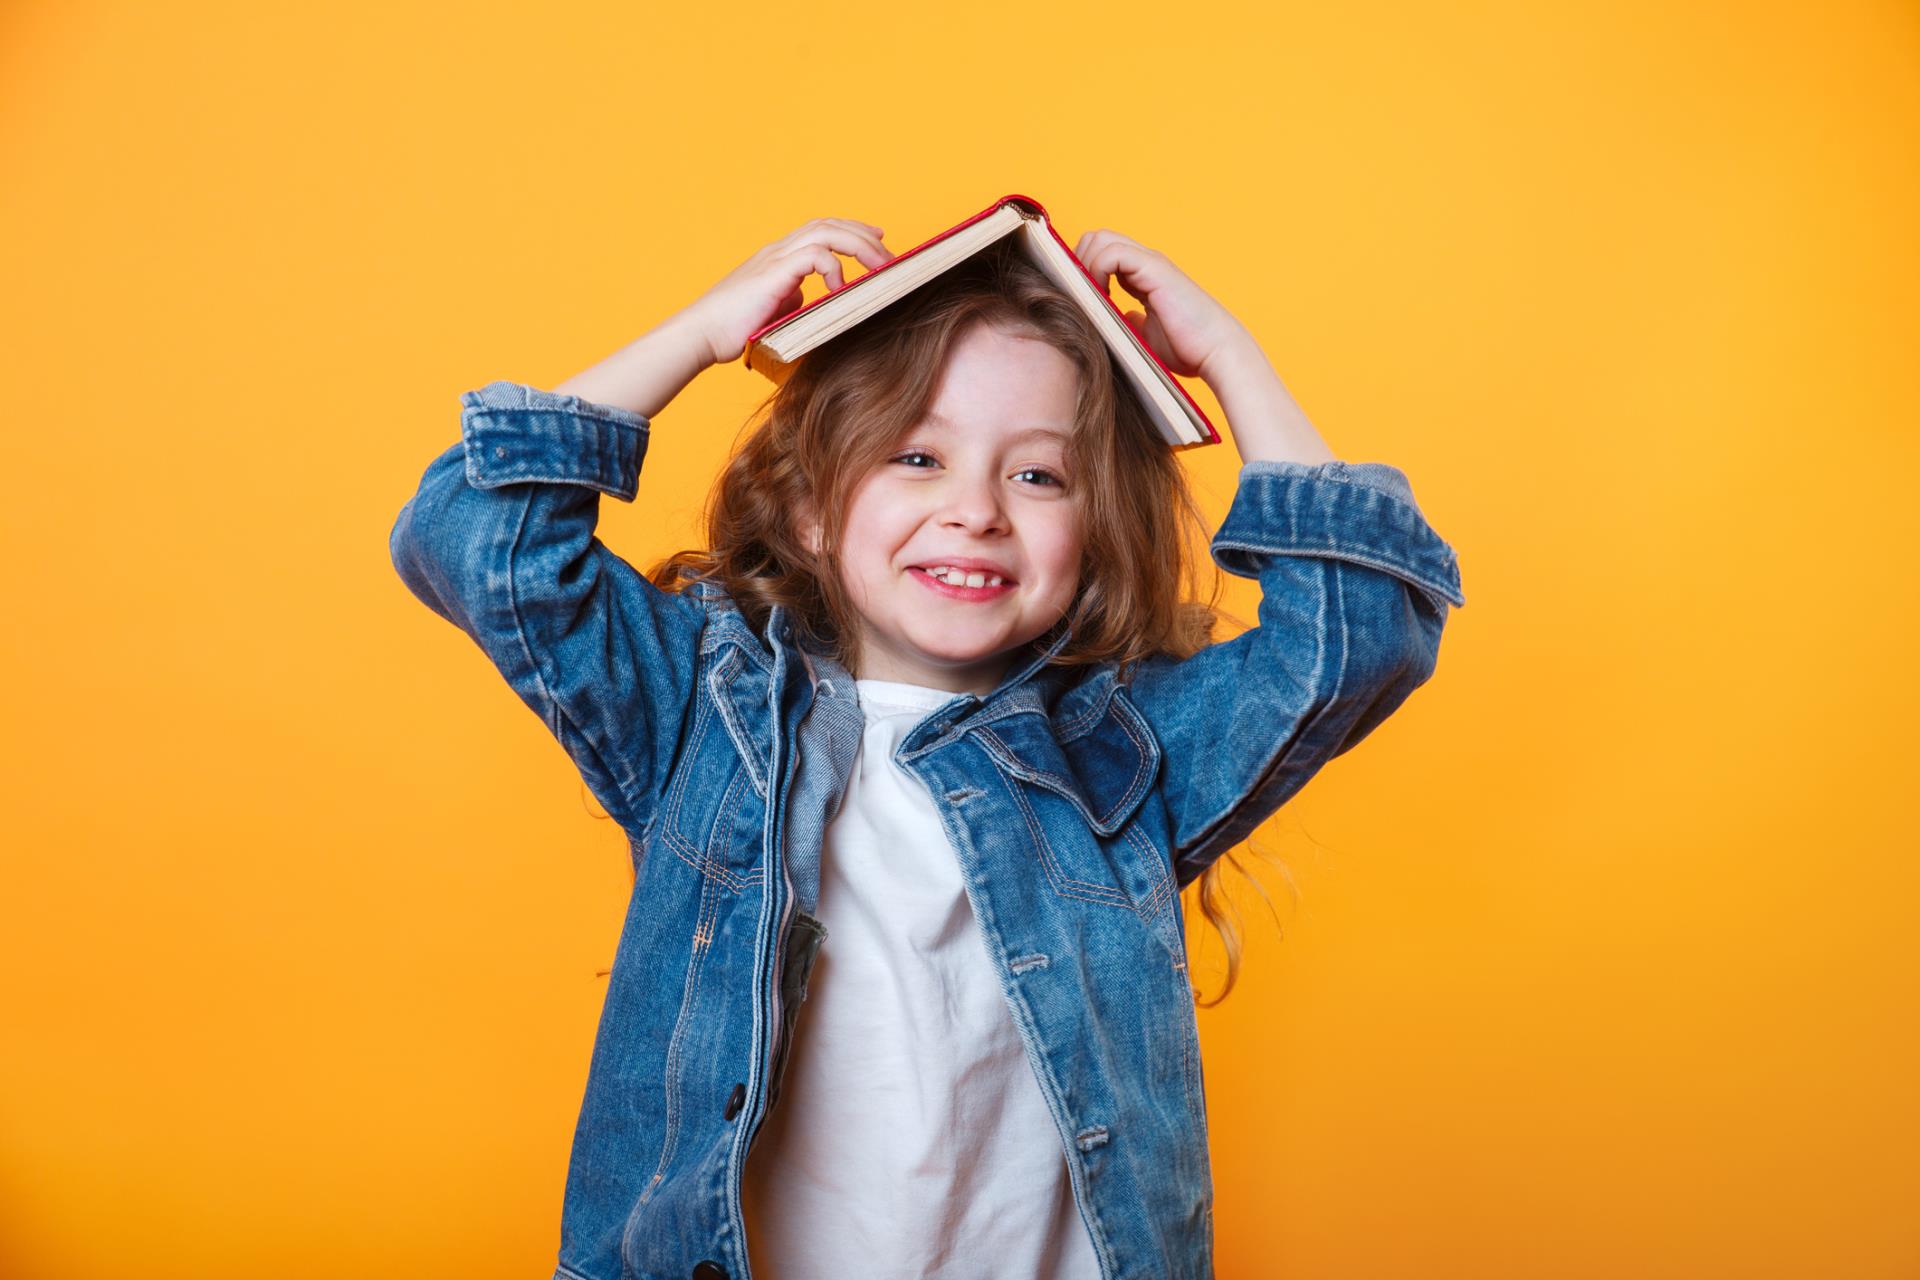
975, 687, 1161, 836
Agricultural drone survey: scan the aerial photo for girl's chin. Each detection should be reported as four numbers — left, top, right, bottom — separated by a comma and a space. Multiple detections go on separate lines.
902, 625, 1021, 656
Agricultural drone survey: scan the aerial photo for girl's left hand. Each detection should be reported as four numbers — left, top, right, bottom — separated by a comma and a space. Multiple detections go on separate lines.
1073, 229, 1258, 383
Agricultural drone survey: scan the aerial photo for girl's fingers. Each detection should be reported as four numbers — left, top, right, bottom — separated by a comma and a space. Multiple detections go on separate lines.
702, 222, 888, 359
1076, 228, 1134, 267
1078, 234, 1127, 298
1081, 234, 1180, 311
774, 218, 893, 270
784, 245, 844, 293
819, 217, 889, 248
1076, 230, 1133, 296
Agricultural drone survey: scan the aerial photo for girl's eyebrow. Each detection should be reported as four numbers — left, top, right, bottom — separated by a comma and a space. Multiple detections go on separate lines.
922, 410, 1070, 444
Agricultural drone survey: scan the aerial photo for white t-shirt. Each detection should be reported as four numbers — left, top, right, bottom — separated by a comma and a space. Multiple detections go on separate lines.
742, 677, 1103, 1280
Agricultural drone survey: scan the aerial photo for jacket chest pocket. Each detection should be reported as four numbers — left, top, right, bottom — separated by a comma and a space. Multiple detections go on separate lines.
976, 688, 1176, 926
659, 645, 773, 892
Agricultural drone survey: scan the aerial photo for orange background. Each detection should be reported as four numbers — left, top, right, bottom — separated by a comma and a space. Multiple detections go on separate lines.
4, 2, 1915, 1276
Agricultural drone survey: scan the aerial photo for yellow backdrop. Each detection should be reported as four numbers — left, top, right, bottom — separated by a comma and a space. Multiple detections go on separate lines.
3, 2, 1914, 1276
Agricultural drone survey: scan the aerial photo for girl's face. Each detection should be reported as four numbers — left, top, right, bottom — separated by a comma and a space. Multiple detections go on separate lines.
816, 321, 1085, 696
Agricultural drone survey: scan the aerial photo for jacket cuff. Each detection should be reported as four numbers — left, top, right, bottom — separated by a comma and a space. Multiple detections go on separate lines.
458, 380, 650, 501
1212, 459, 1466, 609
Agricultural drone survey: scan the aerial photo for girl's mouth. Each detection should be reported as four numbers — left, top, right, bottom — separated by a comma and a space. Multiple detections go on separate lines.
910, 566, 1016, 601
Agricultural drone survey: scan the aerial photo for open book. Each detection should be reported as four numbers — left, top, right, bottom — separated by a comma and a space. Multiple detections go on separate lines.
742, 193, 1221, 450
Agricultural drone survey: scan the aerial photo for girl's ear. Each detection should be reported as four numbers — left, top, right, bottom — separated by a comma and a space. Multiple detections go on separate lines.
794, 497, 823, 557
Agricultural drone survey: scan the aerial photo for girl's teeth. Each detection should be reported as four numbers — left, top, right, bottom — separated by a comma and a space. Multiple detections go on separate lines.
925, 566, 1006, 588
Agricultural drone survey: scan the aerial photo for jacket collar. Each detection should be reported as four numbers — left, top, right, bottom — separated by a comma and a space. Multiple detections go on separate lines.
691, 580, 1154, 836
775, 596, 1074, 708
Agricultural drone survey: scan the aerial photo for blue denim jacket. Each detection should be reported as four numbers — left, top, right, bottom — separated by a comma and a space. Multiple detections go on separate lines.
389, 381, 1465, 1280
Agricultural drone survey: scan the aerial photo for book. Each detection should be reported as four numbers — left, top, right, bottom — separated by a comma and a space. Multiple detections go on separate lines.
741, 193, 1221, 450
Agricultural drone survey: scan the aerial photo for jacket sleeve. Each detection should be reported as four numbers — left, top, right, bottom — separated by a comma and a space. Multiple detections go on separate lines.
1121, 458, 1466, 889
387, 380, 707, 840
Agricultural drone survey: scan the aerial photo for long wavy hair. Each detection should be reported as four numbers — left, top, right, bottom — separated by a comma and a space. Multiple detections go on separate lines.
626, 237, 1290, 1003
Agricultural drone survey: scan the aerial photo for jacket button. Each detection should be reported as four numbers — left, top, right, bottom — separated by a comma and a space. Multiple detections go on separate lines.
724, 1083, 745, 1120
692, 1262, 729, 1280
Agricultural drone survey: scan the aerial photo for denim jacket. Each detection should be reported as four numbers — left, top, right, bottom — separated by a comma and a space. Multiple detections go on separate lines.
389, 381, 1465, 1280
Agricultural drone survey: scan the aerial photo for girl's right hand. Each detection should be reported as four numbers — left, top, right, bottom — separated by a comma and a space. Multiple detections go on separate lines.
681, 218, 896, 366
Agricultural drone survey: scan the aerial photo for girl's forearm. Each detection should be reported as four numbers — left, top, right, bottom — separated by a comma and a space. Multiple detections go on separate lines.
550, 310, 714, 420
1201, 340, 1340, 467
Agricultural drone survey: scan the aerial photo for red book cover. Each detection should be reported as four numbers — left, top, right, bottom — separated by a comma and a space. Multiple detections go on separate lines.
743, 193, 1221, 448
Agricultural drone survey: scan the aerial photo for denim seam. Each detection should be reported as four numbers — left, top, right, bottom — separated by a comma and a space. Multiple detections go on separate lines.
709, 649, 771, 798
461, 409, 645, 499
1212, 536, 1462, 614
1172, 556, 1339, 872
973, 724, 1147, 840
634, 861, 722, 1213
717, 763, 765, 889
1124, 822, 1176, 923
476, 403, 651, 433
499, 486, 647, 833
660, 648, 756, 894
1100, 694, 1160, 828
1054, 680, 1114, 740
997, 760, 1134, 909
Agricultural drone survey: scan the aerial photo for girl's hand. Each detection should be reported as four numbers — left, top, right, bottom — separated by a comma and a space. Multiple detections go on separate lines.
682, 218, 896, 366
1072, 229, 1258, 384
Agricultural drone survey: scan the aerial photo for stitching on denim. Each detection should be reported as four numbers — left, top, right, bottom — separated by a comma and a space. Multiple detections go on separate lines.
658, 655, 714, 875
715, 758, 765, 888
708, 766, 751, 887
972, 713, 1152, 837
637, 864, 720, 1207
1102, 694, 1158, 828
976, 725, 1121, 839
1182, 1001, 1193, 1112
499, 486, 645, 830
1213, 538, 1459, 609
974, 726, 1076, 813
473, 402, 651, 435
662, 765, 754, 894
709, 647, 770, 798
893, 690, 1045, 760
1180, 989, 1202, 1116
941, 682, 1116, 747
1055, 681, 1113, 740
470, 468, 634, 499
659, 651, 753, 894
1172, 556, 1336, 870
1000, 765, 1131, 908
699, 617, 775, 675
1124, 822, 1175, 922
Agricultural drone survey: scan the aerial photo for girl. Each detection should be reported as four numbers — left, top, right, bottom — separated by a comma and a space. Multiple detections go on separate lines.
390, 216, 1465, 1280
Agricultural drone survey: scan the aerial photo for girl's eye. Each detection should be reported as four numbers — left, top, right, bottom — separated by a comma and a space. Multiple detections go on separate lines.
889, 451, 1065, 489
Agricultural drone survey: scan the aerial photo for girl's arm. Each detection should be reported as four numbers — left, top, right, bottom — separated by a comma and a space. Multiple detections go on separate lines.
1075, 230, 1465, 887
388, 218, 895, 841
1125, 457, 1464, 888
550, 309, 711, 419
387, 376, 705, 841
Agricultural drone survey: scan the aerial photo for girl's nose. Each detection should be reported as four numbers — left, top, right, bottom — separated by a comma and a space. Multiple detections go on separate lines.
937, 472, 1008, 533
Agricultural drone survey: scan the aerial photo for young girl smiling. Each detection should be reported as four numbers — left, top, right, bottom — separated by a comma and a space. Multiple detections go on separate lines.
391, 212, 1465, 1280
